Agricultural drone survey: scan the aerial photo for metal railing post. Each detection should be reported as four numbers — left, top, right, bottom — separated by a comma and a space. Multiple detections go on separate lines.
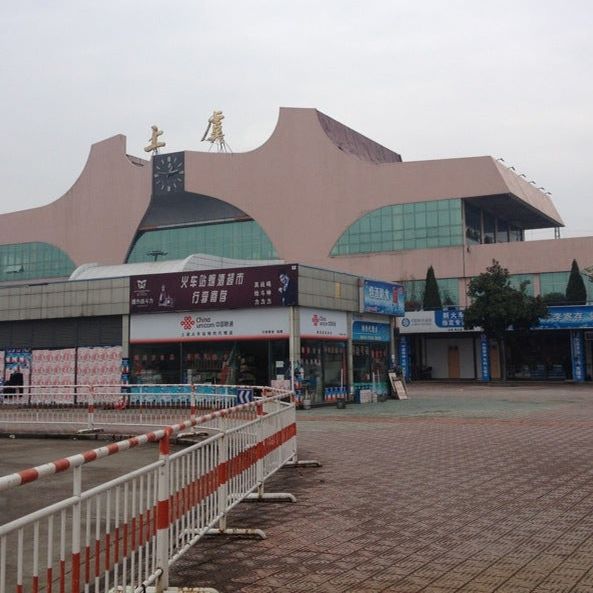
155, 429, 171, 593
255, 406, 264, 495
71, 466, 82, 593
190, 383, 196, 422
217, 433, 228, 532
87, 386, 95, 432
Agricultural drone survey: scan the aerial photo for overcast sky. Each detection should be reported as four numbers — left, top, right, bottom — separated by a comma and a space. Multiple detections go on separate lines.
1, 1, 592, 240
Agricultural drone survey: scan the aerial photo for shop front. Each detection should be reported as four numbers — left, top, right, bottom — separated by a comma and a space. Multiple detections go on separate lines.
298, 308, 348, 405
517, 305, 593, 382
397, 305, 593, 382
128, 264, 404, 402
397, 309, 481, 380
352, 319, 391, 398
129, 308, 290, 386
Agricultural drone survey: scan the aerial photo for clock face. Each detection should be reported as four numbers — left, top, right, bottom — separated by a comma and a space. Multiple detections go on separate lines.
153, 153, 185, 194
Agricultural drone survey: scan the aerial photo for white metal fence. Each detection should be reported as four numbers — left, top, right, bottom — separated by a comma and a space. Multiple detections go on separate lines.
0, 384, 275, 433
0, 386, 297, 593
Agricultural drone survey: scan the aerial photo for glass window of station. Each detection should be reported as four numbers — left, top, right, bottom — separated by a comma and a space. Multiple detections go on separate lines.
464, 202, 523, 246
331, 199, 464, 255
127, 220, 278, 263
0, 242, 75, 282
400, 278, 459, 311
540, 271, 593, 304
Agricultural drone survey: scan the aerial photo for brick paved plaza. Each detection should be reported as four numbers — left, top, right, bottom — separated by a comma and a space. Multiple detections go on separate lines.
170, 383, 593, 593
3, 383, 593, 593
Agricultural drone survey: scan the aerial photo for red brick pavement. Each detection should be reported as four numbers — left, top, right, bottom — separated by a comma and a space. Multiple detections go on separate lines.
170, 384, 593, 592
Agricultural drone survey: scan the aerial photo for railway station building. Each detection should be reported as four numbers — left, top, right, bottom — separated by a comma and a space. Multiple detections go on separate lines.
1, 107, 592, 388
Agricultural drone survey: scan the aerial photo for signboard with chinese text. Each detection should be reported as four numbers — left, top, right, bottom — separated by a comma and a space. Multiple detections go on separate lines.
130, 264, 298, 313
299, 308, 347, 339
536, 306, 593, 330
352, 321, 391, 342
571, 330, 585, 382
362, 280, 405, 316
479, 334, 490, 382
398, 336, 410, 381
398, 309, 470, 333
130, 308, 290, 343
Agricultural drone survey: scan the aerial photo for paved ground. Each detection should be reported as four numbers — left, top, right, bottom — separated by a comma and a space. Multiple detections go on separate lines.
170, 383, 593, 592
5, 383, 593, 592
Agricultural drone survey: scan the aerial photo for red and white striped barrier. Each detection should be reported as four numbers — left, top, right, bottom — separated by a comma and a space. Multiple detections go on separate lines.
0, 387, 297, 593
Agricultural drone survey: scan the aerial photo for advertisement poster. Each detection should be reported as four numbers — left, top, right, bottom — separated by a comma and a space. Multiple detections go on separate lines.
299, 308, 347, 339
4, 349, 32, 390
31, 349, 76, 396
130, 264, 298, 313
130, 308, 290, 343
362, 280, 405, 316
76, 346, 123, 395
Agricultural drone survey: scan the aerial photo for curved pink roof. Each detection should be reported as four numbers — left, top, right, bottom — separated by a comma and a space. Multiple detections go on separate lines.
0, 108, 567, 282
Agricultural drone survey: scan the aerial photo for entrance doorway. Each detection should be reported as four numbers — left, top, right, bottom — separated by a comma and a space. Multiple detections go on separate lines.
489, 342, 501, 379
448, 345, 460, 379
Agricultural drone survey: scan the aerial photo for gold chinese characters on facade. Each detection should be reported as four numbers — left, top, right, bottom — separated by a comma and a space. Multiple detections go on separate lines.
144, 125, 166, 154
201, 110, 230, 152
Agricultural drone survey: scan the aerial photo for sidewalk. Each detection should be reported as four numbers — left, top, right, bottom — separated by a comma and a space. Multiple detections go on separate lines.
171, 383, 593, 592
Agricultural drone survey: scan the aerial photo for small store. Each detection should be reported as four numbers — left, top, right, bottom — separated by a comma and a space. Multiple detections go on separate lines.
352, 319, 392, 397
129, 264, 404, 402
397, 309, 483, 380
397, 305, 593, 382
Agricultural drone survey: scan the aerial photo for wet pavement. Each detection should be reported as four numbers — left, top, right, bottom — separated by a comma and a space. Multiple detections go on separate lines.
5, 383, 593, 592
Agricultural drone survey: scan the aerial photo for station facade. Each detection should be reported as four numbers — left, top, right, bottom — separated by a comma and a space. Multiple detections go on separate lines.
0, 107, 592, 385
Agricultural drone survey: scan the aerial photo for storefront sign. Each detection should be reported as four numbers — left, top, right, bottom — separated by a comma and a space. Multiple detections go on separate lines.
537, 305, 593, 330
130, 308, 290, 343
130, 264, 298, 313
398, 336, 410, 381
480, 334, 490, 382
399, 309, 469, 333
300, 308, 347, 339
571, 331, 585, 383
352, 321, 391, 342
362, 280, 405, 316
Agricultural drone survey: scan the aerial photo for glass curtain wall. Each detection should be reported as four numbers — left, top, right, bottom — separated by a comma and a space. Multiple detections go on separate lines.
331, 199, 463, 255
127, 220, 278, 263
0, 242, 75, 282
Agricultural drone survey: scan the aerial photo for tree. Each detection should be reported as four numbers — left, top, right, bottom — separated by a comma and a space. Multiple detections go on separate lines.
464, 260, 548, 380
565, 259, 587, 305
542, 292, 566, 305
423, 266, 442, 310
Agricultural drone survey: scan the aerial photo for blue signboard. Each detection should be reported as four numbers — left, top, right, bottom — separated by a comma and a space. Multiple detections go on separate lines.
571, 331, 585, 383
479, 334, 490, 382
398, 336, 410, 381
435, 309, 465, 329
362, 280, 405, 316
352, 321, 391, 342
537, 305, 593, 330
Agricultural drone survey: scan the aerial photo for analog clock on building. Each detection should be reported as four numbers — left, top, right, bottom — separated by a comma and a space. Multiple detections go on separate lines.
153, 153, 185, 194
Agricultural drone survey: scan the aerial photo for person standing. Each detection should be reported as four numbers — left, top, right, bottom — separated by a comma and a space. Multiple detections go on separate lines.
11, 366, 24, 395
